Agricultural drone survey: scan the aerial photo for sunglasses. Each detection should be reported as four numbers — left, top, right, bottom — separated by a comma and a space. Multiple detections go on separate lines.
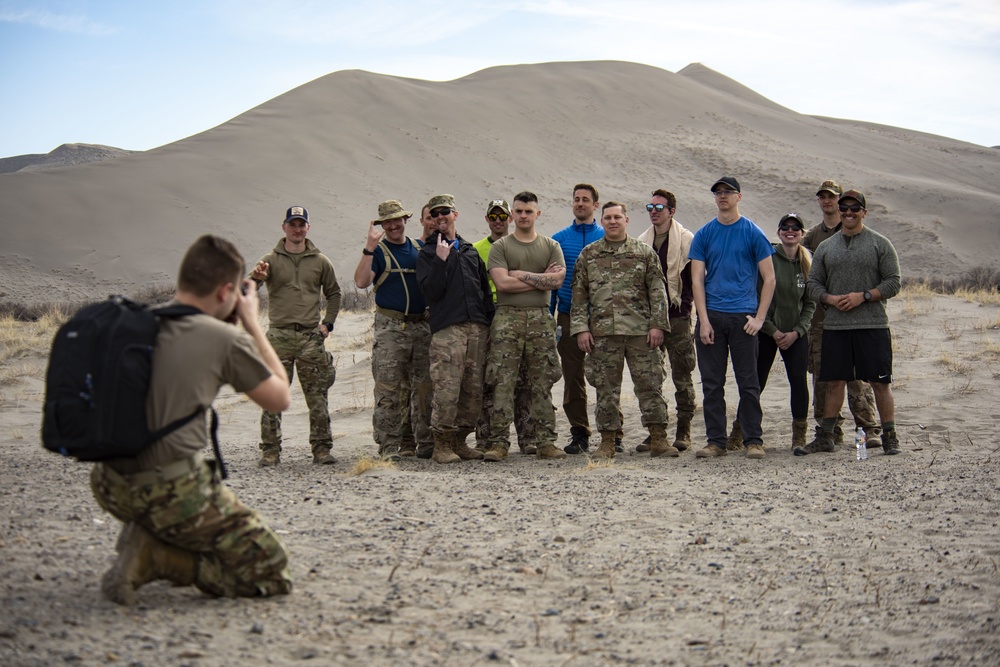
487, 212, 509, 222
839, 203, 863, 213
430, 207, 453, 218
778, 224, 803, 232
646, 203, 666, 212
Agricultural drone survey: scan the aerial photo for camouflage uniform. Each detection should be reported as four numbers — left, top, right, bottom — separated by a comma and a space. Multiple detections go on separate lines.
261, 327, 335, 454
571, 236, 671, 433
662, 315, 697, 422
428, 321, 490, 435
91, 457, 292, 598
372, 311, 433, 456
484, 307, 561, 450
477, 356, 535, 450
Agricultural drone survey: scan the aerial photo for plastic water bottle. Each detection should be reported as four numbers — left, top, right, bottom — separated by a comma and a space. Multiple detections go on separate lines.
855, 427, 868, 460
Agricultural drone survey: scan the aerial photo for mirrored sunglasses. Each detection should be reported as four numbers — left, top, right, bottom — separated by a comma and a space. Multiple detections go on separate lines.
646, 203, 666, 212
487, 212, 509, 222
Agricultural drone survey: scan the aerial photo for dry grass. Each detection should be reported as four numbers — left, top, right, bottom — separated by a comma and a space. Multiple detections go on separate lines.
575, 458, 618, 472
938, 349, 973, 375
941, 321, 965, 341
348, 454, 397, 476
973, 312, 1000, 332
954, 288, 1000, 306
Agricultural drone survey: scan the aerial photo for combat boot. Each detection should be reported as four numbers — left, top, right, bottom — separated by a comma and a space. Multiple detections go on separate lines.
101, 523, 196, 606
794, 430, 835, 456
881, 429, 901, 455
636, 435, 651, 453
591, 430, 617, 460
452, 430, 484, 460
416, 440, 434, 459
258, 446, 280, 467
564, 427, 590, 455
792, 419, 809, 451
483, 444, 509, 462
673, 415, 693, 452
536, 443, 567, 459
864, 425, 883, 449
726, 419, 744, 451
399, 442, 417, 458
432, 432, 461, 464
649, 424, 679, 458
834, 417, 846, 447
312, 445, 337, 465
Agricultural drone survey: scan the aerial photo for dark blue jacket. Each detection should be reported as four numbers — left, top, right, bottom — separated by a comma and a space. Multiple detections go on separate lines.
416, 231, 495, 334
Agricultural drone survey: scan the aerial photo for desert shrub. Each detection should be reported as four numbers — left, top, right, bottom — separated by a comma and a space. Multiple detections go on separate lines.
340, 286, 376, 312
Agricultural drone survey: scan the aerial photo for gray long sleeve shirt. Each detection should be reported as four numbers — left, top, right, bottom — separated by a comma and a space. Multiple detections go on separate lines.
806, 226, 900, 330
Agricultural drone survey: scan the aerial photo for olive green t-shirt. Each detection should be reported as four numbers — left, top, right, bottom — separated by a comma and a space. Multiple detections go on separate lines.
110, 309, 272, 472
487, 234, 565, 308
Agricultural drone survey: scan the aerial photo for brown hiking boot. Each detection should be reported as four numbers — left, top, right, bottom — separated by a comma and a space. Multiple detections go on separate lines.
726, 419, 744, 451
258, 447, 280, 467
695, 443, 727, 458
792, 419, 809, 451
536, 443, 567, 459
746, 443, 765, 459
636, 435, 651, 453
452, 431, 484, 460
794, 430, 835, 456
399, 443, 417, 458
649, 425, 679, 458
101, 523, 196, 606
591, 431, 617, 460
882, 429, 901, 455
520, 444, 538, 455
483, 445, 508, 462
432, 433, 461, 464
673, 415, 693, 452
312, 446, 337, 465
865, 426, 883, 449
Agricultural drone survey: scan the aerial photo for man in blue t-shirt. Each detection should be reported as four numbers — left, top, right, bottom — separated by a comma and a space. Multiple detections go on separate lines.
551, 183, 606, 454
689, 177, 776, 460
354, 200, 433, 460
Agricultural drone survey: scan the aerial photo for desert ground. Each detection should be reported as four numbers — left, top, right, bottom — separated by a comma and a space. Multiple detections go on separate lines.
1, 287, 999, 666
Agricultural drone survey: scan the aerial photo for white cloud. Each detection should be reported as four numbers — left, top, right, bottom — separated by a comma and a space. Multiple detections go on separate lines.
0, 9, 116, 36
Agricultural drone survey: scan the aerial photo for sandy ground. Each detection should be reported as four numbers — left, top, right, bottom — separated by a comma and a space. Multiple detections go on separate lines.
2, 292, 999, 666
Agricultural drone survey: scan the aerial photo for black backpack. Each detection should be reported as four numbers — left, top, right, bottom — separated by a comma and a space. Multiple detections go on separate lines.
42, 296, 224, 475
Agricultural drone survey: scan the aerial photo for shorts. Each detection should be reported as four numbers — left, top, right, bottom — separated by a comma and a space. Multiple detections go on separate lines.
819, 328, 893, 383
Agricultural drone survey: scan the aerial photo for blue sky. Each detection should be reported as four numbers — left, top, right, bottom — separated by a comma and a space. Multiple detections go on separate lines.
1, 0, 998, 157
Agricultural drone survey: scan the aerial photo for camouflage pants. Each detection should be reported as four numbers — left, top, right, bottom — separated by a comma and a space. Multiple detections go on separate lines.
477, 355, 534, 449
662, 315, 697, 421
371, 312, 432, 455
808, 319, 877, 429
586, 335, 668, 432
260, 327, 335, 452
429, 321, 489, 435
91, 460, 292, 598
484, 307, 560, 449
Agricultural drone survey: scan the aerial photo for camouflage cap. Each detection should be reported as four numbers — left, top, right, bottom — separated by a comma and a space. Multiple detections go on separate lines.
374, 199, 412, 224
839, 189, 867, 208
427, 194, 456, 211
816, 180, 843, 197
284, 205, 308, 223
486, 198, 510, 215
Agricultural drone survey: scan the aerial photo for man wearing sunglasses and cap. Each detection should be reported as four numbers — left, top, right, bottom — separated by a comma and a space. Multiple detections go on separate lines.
635, 189, 697, 454
801, 190, 901, 456
251, 206, 341, 467
474, 199, 536, 455
802, 180, 881, 449
416, 194, 496, 464
354, 200, 432, 461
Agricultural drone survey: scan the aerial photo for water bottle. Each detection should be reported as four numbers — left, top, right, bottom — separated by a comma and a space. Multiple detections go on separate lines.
555, 324, 562, 342
855, 427, 868, 460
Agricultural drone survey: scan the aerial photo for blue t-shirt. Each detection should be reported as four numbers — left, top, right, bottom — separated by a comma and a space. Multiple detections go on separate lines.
372, 239, 427, 314
688, 216, 774, 313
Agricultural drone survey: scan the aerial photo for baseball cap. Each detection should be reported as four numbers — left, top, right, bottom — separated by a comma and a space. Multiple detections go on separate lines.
778, 213, 805, 229
816, 180, 843, 197
839, 189, 867, 208
711, 176, 741, 193
374, 199, 412, 224
426, 194, 456, 211
486, 199, 510, 215
284, 205, 308, 223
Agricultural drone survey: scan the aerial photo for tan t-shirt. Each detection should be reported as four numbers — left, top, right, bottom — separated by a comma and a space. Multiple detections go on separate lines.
111, 310, 272, 472
487, 234, 565, 308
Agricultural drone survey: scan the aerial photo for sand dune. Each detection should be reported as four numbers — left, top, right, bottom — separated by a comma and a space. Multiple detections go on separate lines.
1, 60, 997, 303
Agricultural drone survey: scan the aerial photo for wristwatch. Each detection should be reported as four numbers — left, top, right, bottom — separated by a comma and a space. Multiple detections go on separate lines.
863, 290, 872, 302
362, 248, 376, 256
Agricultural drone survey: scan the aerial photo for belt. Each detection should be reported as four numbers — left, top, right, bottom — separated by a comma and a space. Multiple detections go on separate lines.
100, 452, 205, 487
376, 306, 427, 323
271, 323, 316, 331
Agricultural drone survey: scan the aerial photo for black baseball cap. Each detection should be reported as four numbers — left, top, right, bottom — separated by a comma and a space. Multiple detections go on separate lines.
711, 176, 741, 193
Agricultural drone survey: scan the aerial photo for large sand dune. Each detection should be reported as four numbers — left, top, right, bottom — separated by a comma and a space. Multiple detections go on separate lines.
1, 60, 998, 304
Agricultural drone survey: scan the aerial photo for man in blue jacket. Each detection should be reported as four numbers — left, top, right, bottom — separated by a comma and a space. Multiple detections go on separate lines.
551, 184, 605, 454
